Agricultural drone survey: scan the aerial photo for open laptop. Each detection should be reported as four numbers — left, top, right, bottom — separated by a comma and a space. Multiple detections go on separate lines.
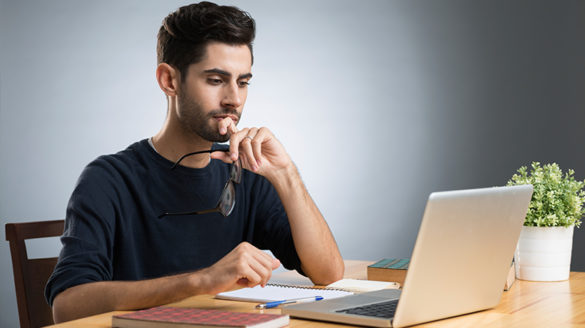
282, 185, 533, 327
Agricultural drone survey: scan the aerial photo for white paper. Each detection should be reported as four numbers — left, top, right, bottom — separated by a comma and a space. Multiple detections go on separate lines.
215, 284, 353, 303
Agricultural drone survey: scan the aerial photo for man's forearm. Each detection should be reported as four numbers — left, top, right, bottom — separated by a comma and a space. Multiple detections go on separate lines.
52, 272, 205, 323
268, 164, 344, 285
52, 240, 281, 324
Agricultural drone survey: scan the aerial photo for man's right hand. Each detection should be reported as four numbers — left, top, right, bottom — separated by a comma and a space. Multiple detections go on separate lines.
52, 242, 280, 323
197, 242, 281, 295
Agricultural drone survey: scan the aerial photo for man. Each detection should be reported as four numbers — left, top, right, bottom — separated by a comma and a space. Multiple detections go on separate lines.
45, 2, 344, 323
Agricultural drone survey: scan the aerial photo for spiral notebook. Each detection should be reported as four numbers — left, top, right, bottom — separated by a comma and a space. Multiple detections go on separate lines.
215, 284, 353, 303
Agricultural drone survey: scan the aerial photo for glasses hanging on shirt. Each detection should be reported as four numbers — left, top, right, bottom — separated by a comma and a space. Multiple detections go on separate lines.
158, 149, 242, 218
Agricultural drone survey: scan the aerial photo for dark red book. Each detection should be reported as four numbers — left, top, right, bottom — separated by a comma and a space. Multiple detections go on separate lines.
112, 306, 289, 328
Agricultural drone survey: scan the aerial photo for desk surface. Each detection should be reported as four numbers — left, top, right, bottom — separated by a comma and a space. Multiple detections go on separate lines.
45, 260, 585, 327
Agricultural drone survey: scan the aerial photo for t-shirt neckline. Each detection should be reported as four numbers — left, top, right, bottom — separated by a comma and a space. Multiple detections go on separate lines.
138, 138, 222, 177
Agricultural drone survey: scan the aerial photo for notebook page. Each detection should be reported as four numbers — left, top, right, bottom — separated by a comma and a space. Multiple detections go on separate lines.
215, 284, 353, 302
327, 278, 400, 292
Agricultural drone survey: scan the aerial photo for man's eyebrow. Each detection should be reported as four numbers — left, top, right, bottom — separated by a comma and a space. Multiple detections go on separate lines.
239, 72, 253, 80
203, 68, 252, 80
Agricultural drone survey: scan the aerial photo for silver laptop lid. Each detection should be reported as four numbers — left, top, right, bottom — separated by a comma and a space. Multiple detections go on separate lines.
392, 185, 532, 327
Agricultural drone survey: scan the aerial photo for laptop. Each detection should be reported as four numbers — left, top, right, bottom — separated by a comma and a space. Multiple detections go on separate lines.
282, 185, 533, 327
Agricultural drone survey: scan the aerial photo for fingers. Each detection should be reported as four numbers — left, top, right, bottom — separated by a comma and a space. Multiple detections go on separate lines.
214, 119, 287, 175
241, 244, 278, 287
228, 127, 254, 167
240, 128, 260, 171
250, 128, 271, 167
236, 278, 250, 287
236, 258, 272, 288
208, 242, 279, 293
210, 127, 263, 169
218, 117, 237, 136
271, 258, 281, 270
210, 150, 232, 163
228, 128, 247, 162
227, 127, 272, 172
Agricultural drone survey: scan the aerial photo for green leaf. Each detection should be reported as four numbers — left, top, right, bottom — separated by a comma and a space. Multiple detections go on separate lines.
507, 162, 585, 228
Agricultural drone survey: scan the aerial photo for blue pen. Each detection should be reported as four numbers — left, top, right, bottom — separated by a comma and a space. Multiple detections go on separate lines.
255, 296, 324, 309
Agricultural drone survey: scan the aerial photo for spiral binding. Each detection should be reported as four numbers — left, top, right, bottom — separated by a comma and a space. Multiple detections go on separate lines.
266, 283, 352, 293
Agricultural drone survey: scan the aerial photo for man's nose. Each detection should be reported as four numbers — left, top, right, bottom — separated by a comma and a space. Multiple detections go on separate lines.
221, 82, 243, 108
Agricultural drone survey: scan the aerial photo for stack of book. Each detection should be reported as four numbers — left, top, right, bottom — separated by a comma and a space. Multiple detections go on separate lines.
367, 258, 409, 285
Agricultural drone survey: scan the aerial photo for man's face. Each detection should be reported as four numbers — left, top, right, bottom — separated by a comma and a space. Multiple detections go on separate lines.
176, 42, 252, 142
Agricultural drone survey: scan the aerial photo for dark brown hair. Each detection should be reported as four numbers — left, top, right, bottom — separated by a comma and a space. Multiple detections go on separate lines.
157, 1, 256, 80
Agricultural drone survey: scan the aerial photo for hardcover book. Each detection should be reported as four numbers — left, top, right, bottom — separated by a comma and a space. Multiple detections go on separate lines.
112, 306, 289, 328
367, 258, 409, 285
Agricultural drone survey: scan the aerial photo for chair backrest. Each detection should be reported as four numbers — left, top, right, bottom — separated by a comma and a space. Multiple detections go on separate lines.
5, 220, 64, 328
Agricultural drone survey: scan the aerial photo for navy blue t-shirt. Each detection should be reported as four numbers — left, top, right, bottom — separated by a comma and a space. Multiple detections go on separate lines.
45, 139, 302, 306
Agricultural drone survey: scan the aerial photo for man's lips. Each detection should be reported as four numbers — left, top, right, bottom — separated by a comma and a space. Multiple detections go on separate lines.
213, 114, 239, 123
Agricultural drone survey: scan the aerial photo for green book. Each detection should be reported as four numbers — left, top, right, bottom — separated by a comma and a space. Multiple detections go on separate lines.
367, 258, 410, 285
370, 258, 410, 270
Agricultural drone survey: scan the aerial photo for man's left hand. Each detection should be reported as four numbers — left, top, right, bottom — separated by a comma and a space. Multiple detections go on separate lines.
211, 118, 293, 180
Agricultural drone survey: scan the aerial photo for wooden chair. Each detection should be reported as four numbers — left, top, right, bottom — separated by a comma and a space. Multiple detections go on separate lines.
6, 220, 64, 328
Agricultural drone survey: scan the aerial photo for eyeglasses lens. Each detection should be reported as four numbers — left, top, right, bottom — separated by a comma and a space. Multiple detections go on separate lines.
231, 159, 242, 183
218, 181, 236, 216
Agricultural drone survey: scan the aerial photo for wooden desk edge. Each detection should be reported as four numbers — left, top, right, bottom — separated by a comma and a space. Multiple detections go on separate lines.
43, 261, 585, 328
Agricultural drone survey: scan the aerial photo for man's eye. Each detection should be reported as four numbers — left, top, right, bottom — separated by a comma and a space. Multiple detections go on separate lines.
239, 81, 250, 87
208, 78, 222, 85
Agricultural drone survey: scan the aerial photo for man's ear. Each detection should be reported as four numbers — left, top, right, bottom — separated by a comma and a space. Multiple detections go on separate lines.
156, 63, 180, 97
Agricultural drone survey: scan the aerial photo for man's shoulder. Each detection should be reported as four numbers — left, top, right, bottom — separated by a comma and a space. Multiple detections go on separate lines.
80, 139, 154, 182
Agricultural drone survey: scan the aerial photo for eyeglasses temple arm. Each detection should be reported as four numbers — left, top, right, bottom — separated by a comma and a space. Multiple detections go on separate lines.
158, 208, 219, 219
171, 149, 230, 170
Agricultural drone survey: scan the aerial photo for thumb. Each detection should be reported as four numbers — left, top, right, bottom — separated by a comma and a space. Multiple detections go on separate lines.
210, 151, 233, 164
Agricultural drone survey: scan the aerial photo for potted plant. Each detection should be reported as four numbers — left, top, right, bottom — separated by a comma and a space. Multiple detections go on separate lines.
507, 162, 585, 281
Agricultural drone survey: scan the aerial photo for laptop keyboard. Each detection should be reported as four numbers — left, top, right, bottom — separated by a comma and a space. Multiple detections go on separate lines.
335, 299, 398, 318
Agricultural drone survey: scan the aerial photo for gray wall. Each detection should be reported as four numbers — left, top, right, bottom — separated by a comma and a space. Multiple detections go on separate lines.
1, 0, 584, 326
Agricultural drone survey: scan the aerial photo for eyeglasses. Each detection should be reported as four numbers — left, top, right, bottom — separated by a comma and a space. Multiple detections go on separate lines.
158, 149, 242, 218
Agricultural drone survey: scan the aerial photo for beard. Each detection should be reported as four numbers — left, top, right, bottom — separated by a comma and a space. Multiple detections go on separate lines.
176, 88, 241, 143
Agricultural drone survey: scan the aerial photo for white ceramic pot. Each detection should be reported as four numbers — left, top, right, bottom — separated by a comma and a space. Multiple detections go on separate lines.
514, 225, 574, 281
